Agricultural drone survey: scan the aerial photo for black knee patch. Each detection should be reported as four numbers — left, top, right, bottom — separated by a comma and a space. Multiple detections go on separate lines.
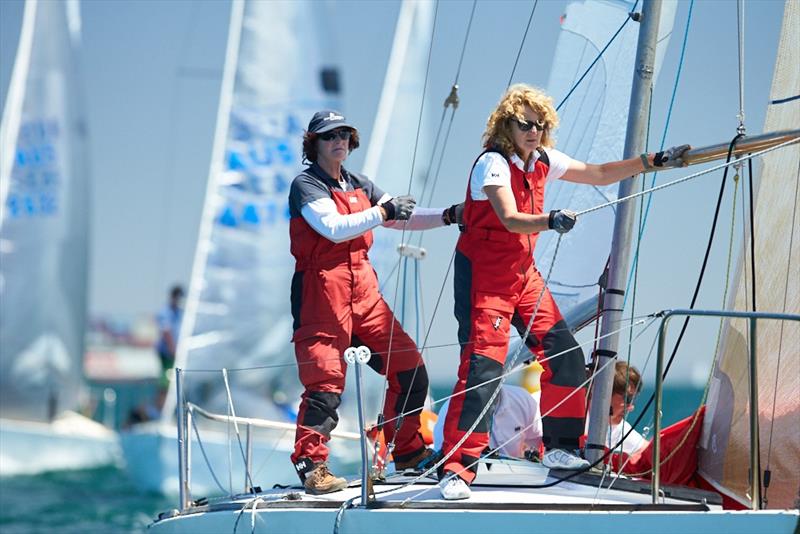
291, 272, 304, 332
511, 311, 540, 350
454, 251, 473, 348
393, 365, 429, 414
541, 320, 585, 388
301, 391, 341, 437
457, 354, 503, 433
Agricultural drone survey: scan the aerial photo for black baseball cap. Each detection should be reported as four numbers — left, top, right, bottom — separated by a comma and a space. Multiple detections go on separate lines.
307, 110, 355, 135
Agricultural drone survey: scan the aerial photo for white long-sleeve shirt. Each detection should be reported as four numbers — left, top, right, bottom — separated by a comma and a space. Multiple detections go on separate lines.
300, 196, 445, 244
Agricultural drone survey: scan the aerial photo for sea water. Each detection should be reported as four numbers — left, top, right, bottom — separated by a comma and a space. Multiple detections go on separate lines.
0, 386, 704, 532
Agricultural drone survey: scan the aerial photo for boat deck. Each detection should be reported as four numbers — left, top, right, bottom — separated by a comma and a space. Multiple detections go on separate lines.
145, 459, 800, 534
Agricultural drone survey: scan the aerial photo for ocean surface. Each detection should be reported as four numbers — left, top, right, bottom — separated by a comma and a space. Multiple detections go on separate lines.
0, 386, 704, 533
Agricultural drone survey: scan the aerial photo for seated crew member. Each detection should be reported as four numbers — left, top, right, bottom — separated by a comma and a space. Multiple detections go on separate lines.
606, 361, 648, 457
288, 109, 464, 495
439, 83, 689, 500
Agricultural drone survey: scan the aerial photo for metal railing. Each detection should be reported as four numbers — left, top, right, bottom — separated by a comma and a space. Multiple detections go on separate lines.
173, 369, 361, 511
652, 309, 800, 509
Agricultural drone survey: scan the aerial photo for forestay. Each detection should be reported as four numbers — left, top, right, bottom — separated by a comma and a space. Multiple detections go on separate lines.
698, 0, 800, 510
0, 0, 89, 422
534, 0, 677, 329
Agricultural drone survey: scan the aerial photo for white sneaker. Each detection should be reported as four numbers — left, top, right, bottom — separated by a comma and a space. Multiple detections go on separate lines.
542, 449, 590, 470
438, 472, 471, 500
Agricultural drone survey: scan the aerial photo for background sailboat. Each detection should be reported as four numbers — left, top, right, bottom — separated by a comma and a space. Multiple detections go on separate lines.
0, 0, 118, 475
698, 0, 799, 510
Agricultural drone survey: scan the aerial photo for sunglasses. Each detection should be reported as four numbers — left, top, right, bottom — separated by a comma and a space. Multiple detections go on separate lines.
319, 129, 352, 141
515, 119, 548, 132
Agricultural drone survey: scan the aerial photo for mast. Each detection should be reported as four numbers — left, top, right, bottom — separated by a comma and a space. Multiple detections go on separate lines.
585, 0, 663, 463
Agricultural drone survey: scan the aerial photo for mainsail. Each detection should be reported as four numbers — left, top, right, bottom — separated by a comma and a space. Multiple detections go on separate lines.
164, 0, 341, 420
698, 0, 800, 510
535, 0, 677, 329
0, 0, 89, 422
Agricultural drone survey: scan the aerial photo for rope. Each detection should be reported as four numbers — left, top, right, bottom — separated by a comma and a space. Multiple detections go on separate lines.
506, 0, 540, 88
575, 137, 800, 217
555, 0, 640, 112
189, 408, 229, 495
360, 316, 659, 506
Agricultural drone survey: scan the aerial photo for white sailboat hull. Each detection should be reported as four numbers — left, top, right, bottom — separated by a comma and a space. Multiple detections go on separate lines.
0, 412, 120, 476
148, 463, 799, 533
121, 421, 359, 496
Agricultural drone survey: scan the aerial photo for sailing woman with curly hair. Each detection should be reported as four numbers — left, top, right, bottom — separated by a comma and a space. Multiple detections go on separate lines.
438, 84, 688, 500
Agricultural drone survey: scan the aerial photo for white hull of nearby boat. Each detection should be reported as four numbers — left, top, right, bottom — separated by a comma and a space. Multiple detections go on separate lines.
0, 412, 120, 476
120, 421, 359, 496
148, 461, 800, 534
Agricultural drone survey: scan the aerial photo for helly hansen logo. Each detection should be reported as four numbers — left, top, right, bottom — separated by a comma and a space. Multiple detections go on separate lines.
324, 112, 344, 122
493, 316, 502, 330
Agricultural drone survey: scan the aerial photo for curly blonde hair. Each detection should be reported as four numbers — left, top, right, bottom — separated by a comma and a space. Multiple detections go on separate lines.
482, 84, 559, 158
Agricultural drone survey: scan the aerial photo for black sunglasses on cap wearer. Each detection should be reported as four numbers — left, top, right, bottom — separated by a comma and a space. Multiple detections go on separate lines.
318, 129, 352, 141
515, 118, 548, 132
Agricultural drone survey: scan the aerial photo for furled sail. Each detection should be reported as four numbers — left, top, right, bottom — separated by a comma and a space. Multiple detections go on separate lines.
164, 0, 341, 420
0, 0, 89, 422
534, 0, 677, 329
698, 0, 800, 510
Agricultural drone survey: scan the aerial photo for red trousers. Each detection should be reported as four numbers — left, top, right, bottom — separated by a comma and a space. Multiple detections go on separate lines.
290, 256, 428, 471
442, 250, 586, 483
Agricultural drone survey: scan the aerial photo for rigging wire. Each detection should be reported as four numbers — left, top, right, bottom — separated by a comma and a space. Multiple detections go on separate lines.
555, 0, 640, 112
379, 0, 440, 420
506, 0, 540, 88
574, 137, 800, 217
624, 0, 695, 303
379, 0, 480, 458
736, 0, 746, 134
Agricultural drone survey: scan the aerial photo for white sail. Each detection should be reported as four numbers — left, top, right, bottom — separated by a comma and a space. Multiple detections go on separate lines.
363, 0, 434, 343
0, 0, 90, 423
698, 0, 800, 510
164, 0, 342, 421
535, 0, 677, 329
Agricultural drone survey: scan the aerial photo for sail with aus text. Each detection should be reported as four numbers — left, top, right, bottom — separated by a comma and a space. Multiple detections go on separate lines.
166, 0, 341, 420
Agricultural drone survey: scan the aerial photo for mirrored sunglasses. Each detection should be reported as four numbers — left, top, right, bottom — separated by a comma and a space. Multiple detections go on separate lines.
515, 119, 548, 132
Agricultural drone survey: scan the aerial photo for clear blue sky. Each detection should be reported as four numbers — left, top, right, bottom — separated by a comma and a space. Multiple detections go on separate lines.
0, 0, 787, 384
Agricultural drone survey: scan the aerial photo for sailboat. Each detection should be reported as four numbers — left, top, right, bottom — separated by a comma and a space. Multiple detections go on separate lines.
147, 0, 799, 531
120, 0, 362, 496
0, 0, 119, 475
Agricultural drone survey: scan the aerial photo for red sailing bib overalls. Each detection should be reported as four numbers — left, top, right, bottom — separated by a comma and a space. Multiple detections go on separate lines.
288, 169, 428, 477
441, 150, 587, 483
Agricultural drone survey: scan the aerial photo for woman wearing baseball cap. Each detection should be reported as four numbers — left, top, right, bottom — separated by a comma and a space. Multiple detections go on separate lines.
287, 110, 461, 494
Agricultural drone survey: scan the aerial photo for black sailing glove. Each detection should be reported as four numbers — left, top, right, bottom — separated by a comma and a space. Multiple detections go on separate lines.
442, 203, 465, 225
654, 144, 691, 168
383, 195, 416, 221
548, 209, 577, 234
